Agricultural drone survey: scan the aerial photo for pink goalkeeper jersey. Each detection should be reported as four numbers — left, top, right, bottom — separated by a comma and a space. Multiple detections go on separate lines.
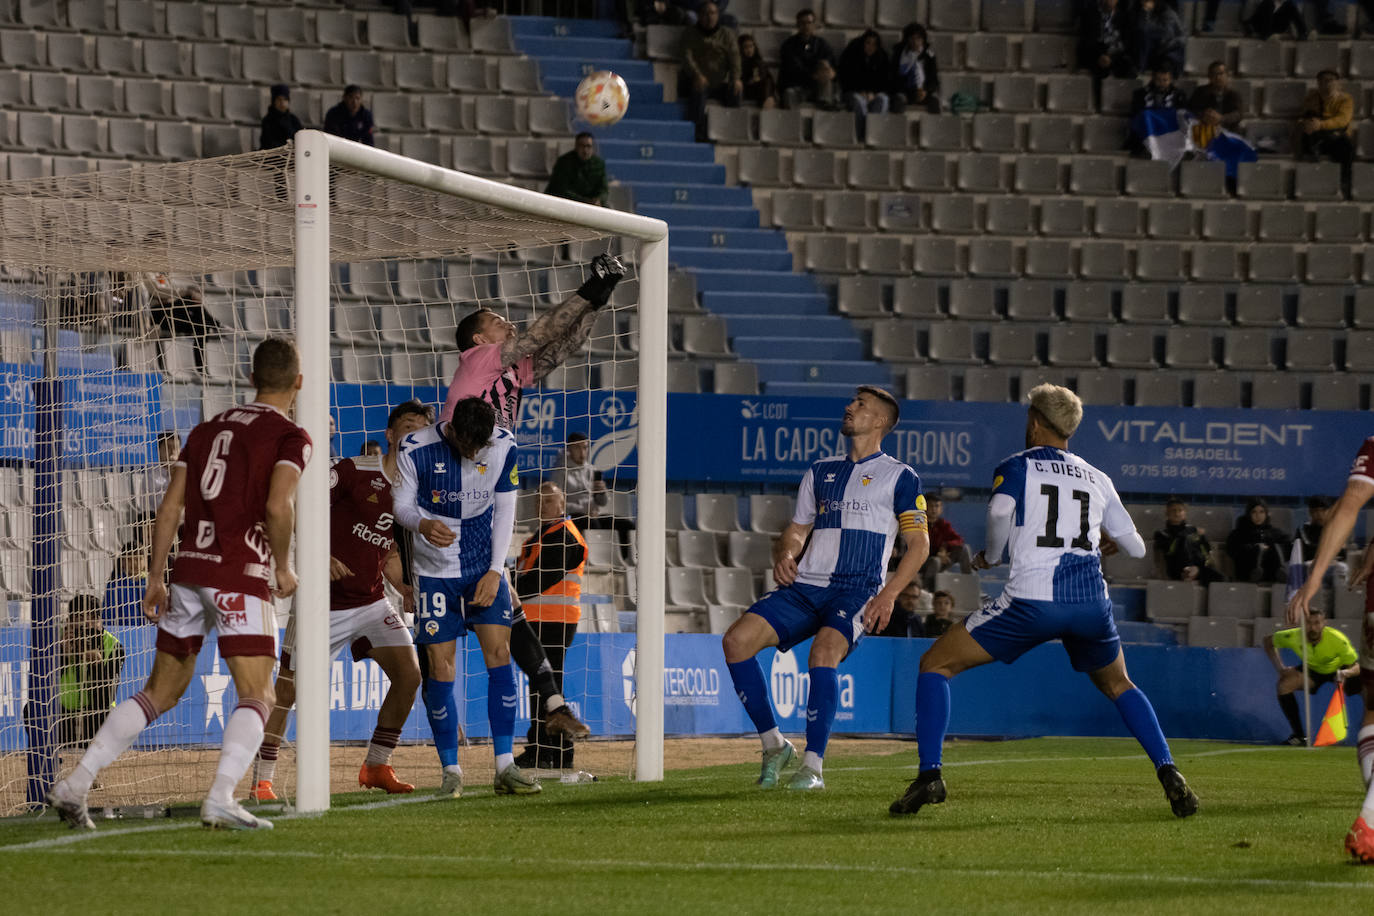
439, 342, 535, 430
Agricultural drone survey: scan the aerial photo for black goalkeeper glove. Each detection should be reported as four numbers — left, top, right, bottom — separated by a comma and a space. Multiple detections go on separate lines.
576, 253, 626, 308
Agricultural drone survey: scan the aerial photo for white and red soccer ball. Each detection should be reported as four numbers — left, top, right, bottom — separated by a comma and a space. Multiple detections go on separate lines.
574, 71, 630, 127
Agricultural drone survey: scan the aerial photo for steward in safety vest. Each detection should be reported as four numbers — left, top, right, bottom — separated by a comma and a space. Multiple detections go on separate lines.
57, 594, 125, 746
515, 487, 588, 624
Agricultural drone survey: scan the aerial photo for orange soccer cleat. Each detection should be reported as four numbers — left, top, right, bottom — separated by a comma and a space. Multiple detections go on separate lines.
1346, 817, 1374, 864
359, 764, 414, 794
248, 780, 277, 802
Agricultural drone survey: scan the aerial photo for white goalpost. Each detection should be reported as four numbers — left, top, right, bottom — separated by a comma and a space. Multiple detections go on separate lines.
0, 131, 667, 817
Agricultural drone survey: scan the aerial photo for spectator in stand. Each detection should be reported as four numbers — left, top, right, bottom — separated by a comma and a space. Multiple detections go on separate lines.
1299, 70, 1355, 193
890, 23, 941, 115
1295, 495, 1347, 586
142, 273, 222, 372
361, 440, 383, 457
920, 493, 973, 589
1226, 497, 1292, 584
1130, 0, 1186, 79
837, 29, 892, 138
637, 0, 697, 26
877, 582, 929, 637
103, 542, 148, 629
324, 85, 375, 146
1152, 496, 1225, 586
778, 8, 835, 109
1245, 0, 1310, 39
679, 1, 741, 142
738, 34, 777, 109
552, 432, 607, 534
1077, 0, 1135, 82
1188, 61, 1243, 149
544, 133, 609, 206
1201, 0, 1343, 33
809, 59, 844, 110
259, 84, 302, 151
923, 590, 956, 638
1127, 65, 1187, 154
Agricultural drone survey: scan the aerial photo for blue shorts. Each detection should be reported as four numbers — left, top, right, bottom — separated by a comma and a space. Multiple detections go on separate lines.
748, 582, 870, 654
413, 574, 513, 645
964, 592, 1121, 672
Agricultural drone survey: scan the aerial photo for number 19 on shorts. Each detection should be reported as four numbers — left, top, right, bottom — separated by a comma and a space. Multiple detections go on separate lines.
416, 591, 448, 619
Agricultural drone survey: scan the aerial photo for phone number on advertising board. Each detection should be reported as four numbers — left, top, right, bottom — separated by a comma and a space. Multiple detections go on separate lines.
1120, 464, 1288, 481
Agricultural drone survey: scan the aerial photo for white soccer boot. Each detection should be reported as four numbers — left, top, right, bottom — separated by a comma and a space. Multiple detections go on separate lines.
47, 778, 95, 830
201, 796, 274, 830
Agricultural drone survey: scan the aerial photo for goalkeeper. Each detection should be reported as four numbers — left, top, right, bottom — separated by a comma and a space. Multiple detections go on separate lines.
430, 253, 627, 744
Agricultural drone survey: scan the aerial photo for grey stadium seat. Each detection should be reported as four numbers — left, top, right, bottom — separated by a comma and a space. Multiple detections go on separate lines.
1079, 241, 1128, 280
927, 322, 980, 364
870, 320, 919, 361
1234, 286, 1285, 327
1120, 284, 1170, 325
986, 196, 1034, 235
1039, 198, 1087, 236
1285, 330, 1335, 371
1069, 157, 1118, 195
1200, 201, 1249, 240
907, 365, 955, 400
1134, 371, 1184, 407
1191, 371, 1242, 408
1207, 582, 1263, 619
1164, 327, 1215, 369
987, 325, 1039, 367
1094, 199, 1142, 238
1146, 580, 1205, 621
1064, 283, 1113, 322
1177, 285, 1228, 326
1014, 155, 1062, 194
1007, 281, 1057, 321
1246, 244, 1299, 284
1294, 287, 1346, 328
1106, 326, 1157, 369
1222, 329, 1274, 370
1249, 374, 1301, 410
1188, 617, 1244, 648
1048, 325, 1100, 367
972, 114, 1018, 152
930, 194, 979, 234
948, 279, 999, 320
1074, 368, 1125, 405
962, 367, 1014, 402
1023, 239, 1074, 279
1146, 201, 1194, 239
903, 152, 950, 191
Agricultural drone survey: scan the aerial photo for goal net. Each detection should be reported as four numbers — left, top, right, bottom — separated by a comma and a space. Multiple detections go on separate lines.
0, 132, 667, 817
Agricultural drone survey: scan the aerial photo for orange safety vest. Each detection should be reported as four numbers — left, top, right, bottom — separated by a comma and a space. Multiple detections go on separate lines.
517, 518, 586, 623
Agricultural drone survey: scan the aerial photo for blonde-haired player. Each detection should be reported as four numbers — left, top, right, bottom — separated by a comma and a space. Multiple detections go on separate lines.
890, 384, 1199, 820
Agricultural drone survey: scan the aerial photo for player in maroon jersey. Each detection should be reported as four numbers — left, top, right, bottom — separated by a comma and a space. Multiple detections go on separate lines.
1288, 435, 1374, 864
250, 401, 431, 800
47, 338, 311, 831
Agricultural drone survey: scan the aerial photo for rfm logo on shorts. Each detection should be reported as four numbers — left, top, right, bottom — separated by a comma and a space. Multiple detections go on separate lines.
214, 591, 248, 628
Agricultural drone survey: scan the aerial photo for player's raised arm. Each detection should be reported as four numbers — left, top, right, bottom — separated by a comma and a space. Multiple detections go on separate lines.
500, 254, 626, 381
1288, 476, 1374, 623
142, 464, 187, 621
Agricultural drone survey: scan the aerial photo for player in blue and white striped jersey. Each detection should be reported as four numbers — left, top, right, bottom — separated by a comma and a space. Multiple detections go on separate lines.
890, 384, 1199, 820
723, 387, 930, 790
393, 396, 539, 798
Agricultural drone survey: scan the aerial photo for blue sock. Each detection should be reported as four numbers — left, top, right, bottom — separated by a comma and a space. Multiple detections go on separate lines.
916, 672, 950, 773
1114, 687, 1173, 769
487, 664, 518, 758
423, 678, 459, 768
805, 666, 838, 758
726, 658, 778, 736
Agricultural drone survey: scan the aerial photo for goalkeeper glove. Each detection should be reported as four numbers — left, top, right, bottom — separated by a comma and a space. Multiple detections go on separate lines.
576, 253, 626, 308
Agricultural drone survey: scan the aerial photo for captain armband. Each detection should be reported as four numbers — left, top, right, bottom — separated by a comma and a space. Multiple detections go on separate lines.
898, 509, 927, 533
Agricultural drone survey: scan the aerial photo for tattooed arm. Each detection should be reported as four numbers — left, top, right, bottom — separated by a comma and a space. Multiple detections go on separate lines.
496, 254, 626, 380
528, 305, 601, 383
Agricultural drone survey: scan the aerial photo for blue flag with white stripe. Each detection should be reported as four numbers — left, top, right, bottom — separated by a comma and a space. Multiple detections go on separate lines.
1204, 128, 1259, 178
1132, 108, 1192, 168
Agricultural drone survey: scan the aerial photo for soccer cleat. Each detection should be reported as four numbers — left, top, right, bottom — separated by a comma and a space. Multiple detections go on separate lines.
47, 779, 95, 831
889, 770, 947, 816
785, 765, 825, 791
1346, 817, 1374, 864
435, 770, 463, 798
248, 780, 277, 802
358, 764, 414, 794
1283, 734, 1307, 747
1157, 764, 1199, 818
757, 740, 798, 788
201, 797, 273, 830
544, 705, 591, 741
493, 763, 542, 796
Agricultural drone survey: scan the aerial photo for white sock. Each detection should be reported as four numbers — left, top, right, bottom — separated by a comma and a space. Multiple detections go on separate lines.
443, 764, 462, 776
209, 702, 267, 804
1358, 724, 1374, 788
495, 752, 515, 773
69, 692, 157, 795
802, 751, 823, 774
543, 694, 566, 713
254, 745, 279, 784
760, 728, 785, 752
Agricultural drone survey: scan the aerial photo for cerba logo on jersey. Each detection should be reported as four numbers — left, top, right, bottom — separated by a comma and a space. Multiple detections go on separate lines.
213, 591, 248, 628
431, 487, 492, 505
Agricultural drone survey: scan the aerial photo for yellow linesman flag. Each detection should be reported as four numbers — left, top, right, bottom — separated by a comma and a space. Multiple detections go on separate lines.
1312, 687, 1348, 747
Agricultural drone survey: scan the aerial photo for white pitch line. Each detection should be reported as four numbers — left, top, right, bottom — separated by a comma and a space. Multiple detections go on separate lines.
16, 846, 1374, 892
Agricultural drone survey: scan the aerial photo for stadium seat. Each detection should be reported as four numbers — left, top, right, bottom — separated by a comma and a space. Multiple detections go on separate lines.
865, 113, 910, 149
1237, 161, 1287, 200
978, 197, 1029, 237
1048, 325, 1100, 367
1293, 162, 1343, 201
108, 118, 154, 157
858, 236, 906, 274
667, 567, 710, 607
871, 319, 919, 361
1120, 284, 1170, 325
1310, 374, 1359, 410
913, 237, 963, 277
1207, 582, 1263, 619
1021, 34, 1075, 70
747, 495, 793, 535
714, 362, 759, 394
1164, 327, 1216, 370
1285, 329, 1336, 371
1043, 77, 1092, 114
958, 154, 1005, 193
1013, 155, 1062, 194
1039, 198, 1086, 236
759, 109, 806, 146
961, 367, 1013, 401
1135, 242, 1184, 282
1146, 580, 1204, 622
1249, 373, 1301, 409
971, 113, 1018, 152
1064, 283, 1112, 323
1093, 199, 1142, 238
1079, 241, 1128, 280
1187, 616, 1244, 648
892, 278, 942, 319
934, 572, 982, 615
1081, 117, 1130, 153
1294, 287, 1345, 328
1072, 367, 1125, 406
474, 96, 525, 135
1105, 326, 1156, 369
907, 365, 954, 400
991, 74, 1037, 112
1305, 245, 1355, 284
28, 72, 68, 110
1257, 204, 1306, 242
1179, 160, 1227, 199
918, 115, 965, 151
1007, 281, 1056, 321
1026, 115, 1076, 153
931, 195, 978, 234
1311, 204, 1362, 242
1069, 157, 1118, 195
682, 315, 731, 358
1174, 285, 1225, 327
316, 8, 361, 46
1222, 329, 1273, 370
1145, 201, 1194, 240
1024, 239, 1074, 279
727, 531, 772, 578
1200, 201, 1249, 240
1246, 244, 1299, 283
811, 110, 859, 148
676, 530, 722, 568
902, 152, 950, 191
1133, 371, 1184, 407
18, 112, 58, 152
713, 568, 757, 608
1190, 244, 1241, 282
823, 191, 873, 230
987, 324, 1039, 367
1124, 160, 1172, 197
927, 322, 979, 364
1234, 286, 1284, 327
793, 149, 840, 188
695, 493, 741, 532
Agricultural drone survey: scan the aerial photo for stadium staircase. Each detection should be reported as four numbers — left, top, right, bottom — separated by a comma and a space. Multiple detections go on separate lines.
509, 16, 892, 398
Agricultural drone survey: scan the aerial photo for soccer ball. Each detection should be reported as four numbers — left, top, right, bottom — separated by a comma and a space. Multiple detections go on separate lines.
574, 71, 630, 127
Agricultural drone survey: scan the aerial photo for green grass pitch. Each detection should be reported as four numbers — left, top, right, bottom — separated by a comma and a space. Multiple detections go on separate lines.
2, 737, 1371, 914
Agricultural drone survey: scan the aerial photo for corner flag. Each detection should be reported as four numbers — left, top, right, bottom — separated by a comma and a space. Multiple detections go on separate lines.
1312, 687, 1348, 747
